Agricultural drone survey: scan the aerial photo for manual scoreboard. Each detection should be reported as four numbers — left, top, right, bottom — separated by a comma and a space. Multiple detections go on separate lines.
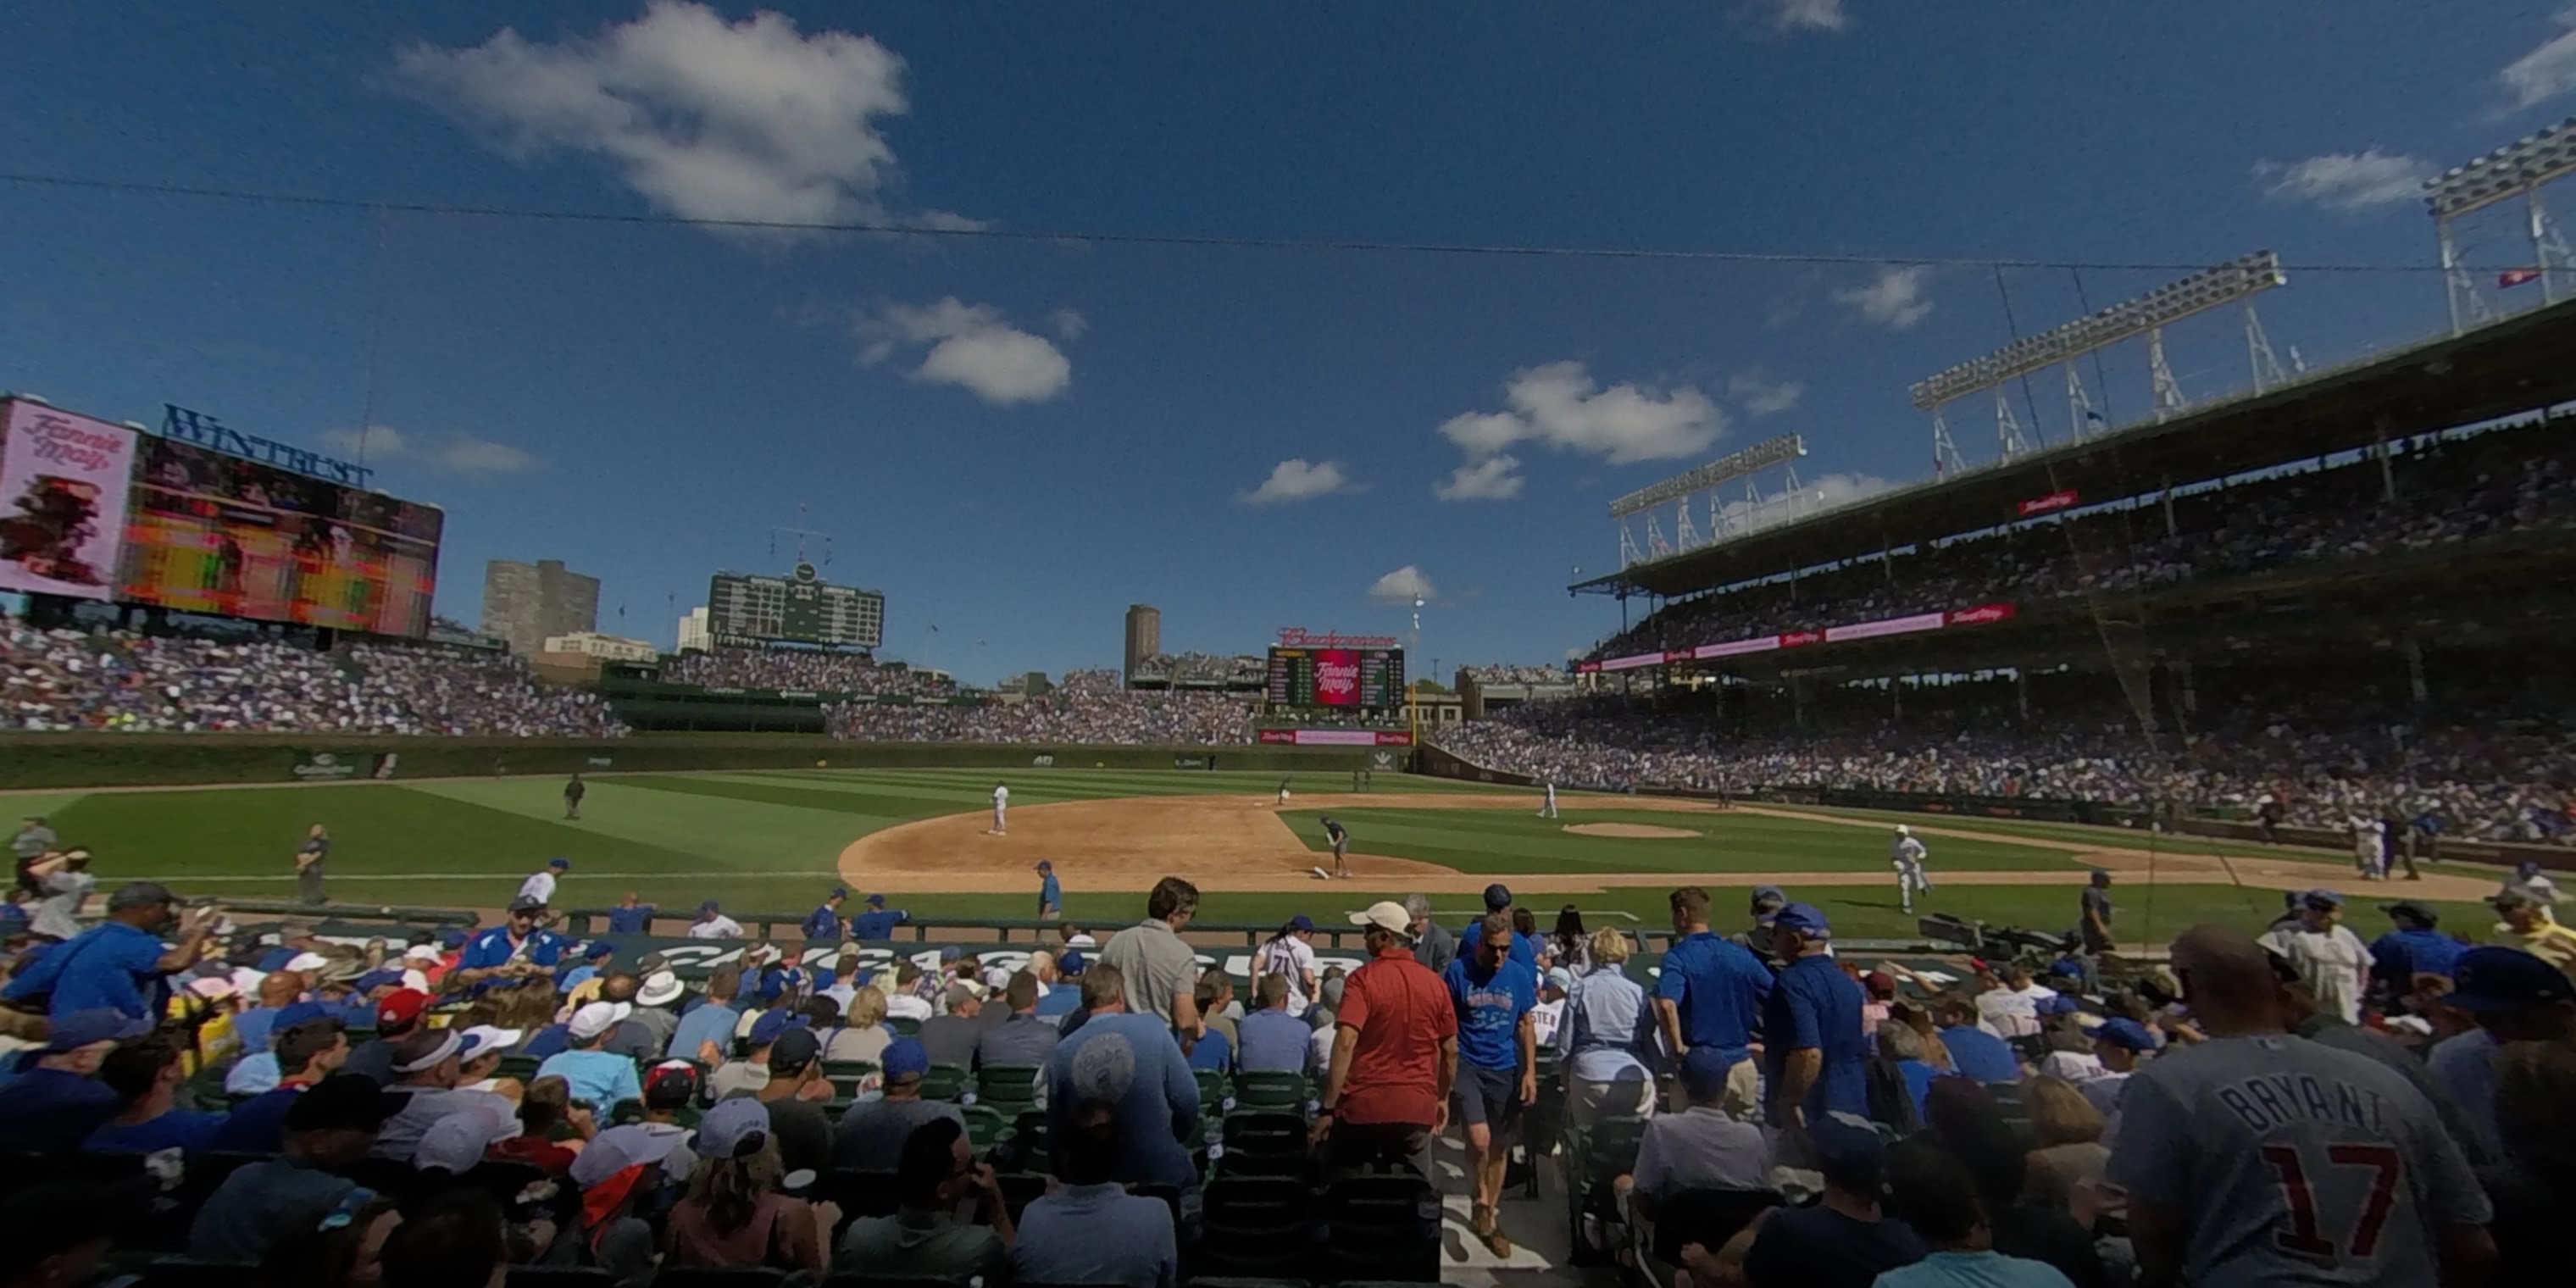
1266, 646, 1404, 708
707, 563, 884, 649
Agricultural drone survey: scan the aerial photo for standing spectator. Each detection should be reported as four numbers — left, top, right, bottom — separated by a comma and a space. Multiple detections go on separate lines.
1013, 1100, 1178, 1288
1253, 916, 1321, 1019
745, 1025, 834, 1175
835, 1116, 1013, 1280
1559, 925, 1654, 1127
1315, 901, 1457, 1173
1733, 885, 1790, 967
1045, 962, 1199, 1189
21, 848, 93, 941
1405, 893, 1456, 976
563, 772, 586, 820
1877, 1135, 2079, 1288
851, 893, 908, 941
667, 966, 743, 1059
1550, 906, 1591, 974
2428, 946, 2576, 1164
294, 824, 330, 908
604, 891, 656, 935
2485, 1036, 2576, 1282
2368, 901, 2465, 1001
2497, 861, 2560, 910
802, 887, 848, 944
687, 900, 745, 940
1707, 1114, 1924, 1288
2, 882, 215, 1019
2107, 924, 2493, 1288
1235, 973, 1310, 1074
831, 1038, 964, 1172
8, 815, 55, 895
0, 1010, 147, 1150
1629, 1046, 1774, 1212
1189, 973, 1235, 1073
1445, 911, 1538, 1256
1457, 884, 1537, 969
1100, 876, 1206, 1040
1652, 886, 1773, 1116
1761, 903, 1868, 1151
537, 1002, 646, 1109
2488, 889, 2576, 974
187, 1075, 405, 1266
2263, 889, 2371, 1024
1035, 860, 1061, 919
666, 1099, 833, 1277
975, 971, 1061, 1069
2273, 949, 2490, 1168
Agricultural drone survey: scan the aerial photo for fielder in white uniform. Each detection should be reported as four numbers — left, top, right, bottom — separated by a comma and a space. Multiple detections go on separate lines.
516, 858, 569, 908
990, 782, 1008, 836
2351, 816, 2386, 880
1538, 782, 1558, 819
1891, 824, 1931, 913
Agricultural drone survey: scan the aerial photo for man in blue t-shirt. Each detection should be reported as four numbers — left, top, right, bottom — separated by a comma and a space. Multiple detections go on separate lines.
1457, 884, 1537, 971
2369, 901, 2464, 1002
604, 892, 656, 935
802, 888, 847, 944
451, 897, 569, 996
0, 1010, 150, 1152
1929, 995, 2023, 1084
1443, 912, 1538, 1257
1652, 885, 1774, 1114
1, 882, 215, 1019
1035, 861, 1062, 919
1761, 903, 1867, 1153
850, 893, 909, 941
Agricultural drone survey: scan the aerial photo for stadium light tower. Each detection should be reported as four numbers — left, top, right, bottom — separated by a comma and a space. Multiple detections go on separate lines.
2425, 116, 2576, 335
1607, 434, 1807, 569
1909, 252, 2289, 473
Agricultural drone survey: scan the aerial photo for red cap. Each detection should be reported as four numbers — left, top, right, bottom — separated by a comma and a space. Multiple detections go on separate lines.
376, 989, 432, 1028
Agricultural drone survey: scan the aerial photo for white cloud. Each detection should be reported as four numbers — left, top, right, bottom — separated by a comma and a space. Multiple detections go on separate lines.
2502, 9, 2576, 108
1049, 308, 1090, 341
319, 425, 537, 474
2254, 149, 2434, 212
1765, 0, 1850, 32
1434, 455, 1525, 502
1835, 267, 1934, 330
1241, 458, 1355, 505
1728, 371, 1805, 417
391, 1, 972, 233
1714, 469, 1895, 533
1368, 565, 1437, 604
858, 297, 1073, 405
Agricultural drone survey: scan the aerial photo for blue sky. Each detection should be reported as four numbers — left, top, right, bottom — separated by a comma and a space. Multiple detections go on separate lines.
4, 3, 2573, 683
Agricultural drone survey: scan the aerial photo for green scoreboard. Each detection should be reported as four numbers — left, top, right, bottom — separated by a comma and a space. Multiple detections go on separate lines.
707, 563, 885, 649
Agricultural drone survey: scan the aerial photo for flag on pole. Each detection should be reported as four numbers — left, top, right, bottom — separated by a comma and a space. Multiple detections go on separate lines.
2500, 268, 2544, 288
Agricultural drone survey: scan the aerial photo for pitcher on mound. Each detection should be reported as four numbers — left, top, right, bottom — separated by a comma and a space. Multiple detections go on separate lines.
1891, 824, 1932, 913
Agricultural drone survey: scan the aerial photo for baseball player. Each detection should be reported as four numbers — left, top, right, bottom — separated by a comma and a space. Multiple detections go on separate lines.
990, 781, 1008, 836
1322, 816, 1351, 880
1890, 824, 1931, 913
1276, 776, 1293, 806
2350, 815, 2385, 880
1537, 781, 1558, 819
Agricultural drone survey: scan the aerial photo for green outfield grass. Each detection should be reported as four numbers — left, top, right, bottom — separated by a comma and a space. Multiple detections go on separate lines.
19, 766, 2496, 943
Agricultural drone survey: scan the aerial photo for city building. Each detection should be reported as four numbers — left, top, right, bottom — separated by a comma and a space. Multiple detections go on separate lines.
541, 631, 658, 663
480, 558, 600, 658
1124, 603, 1160, 686
677, 606, 711, 653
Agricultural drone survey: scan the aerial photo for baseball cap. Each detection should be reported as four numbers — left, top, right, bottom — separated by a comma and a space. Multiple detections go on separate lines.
1347, 901, 1412, 937
747, 1009, 796, 1046
1545, 967, 1574, 993
2380, 900, 2438, 924
830, 886, 847, 900
880, 1037, 930, 1081
546, 857, 570, 871
458, 1026, 521, 1060
1861, 971, 1896, 999
1483, 883, 1513, 910
1749, 885, 1787, 916
865, 894, 886, 907
643, 1061, 701, 1111
2084, 1017, 2157, 1052
508, 895, 546, 914
105, 882, 176, 913
415, 1109, 514, 1173
1035, 860, 1052, 873
2447, 947, 2576, 1012
1808, 1111, 1885, 1186
1058, 949, 1086, 976
45, 1009, 148, 1052
637, 971, 685, 1008
391, 1030, 466, 1075
283, 952, 330, 974
569, 1001, 632, 1041
376, 989, 432, 1029
2301, 888, 2345, 910
583, 941, 616, 961
694, 1097, 771, 1160
1679, 1045, 1738, 1099
1771, 902, 1831, 939
439, 930, 470, 950
286, 1074, 412, 1133
699, 900, 721, 913
1287, 914, 1315, 932
941, 982, 977, 1010
769, 1025, 822, 1073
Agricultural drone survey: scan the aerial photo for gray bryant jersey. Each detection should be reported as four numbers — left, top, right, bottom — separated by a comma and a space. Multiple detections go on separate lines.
2105, 1033, 2490, 1287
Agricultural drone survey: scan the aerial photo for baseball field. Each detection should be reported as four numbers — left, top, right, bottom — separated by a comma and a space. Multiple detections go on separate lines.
15, 766, 2514, 944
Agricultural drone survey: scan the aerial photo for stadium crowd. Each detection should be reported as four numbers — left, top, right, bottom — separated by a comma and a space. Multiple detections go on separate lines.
0, 852, 2566, 1288
827, 690, 1258, 746
1592, 411, 2576, 660
1458, 663, 1580, 688
663, 649, 955, 698
0, 619, 625, 737
1126, 653, 1266, 690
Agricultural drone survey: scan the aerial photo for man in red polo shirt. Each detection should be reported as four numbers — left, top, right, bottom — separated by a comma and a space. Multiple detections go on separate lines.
1314, 900, 1457, 1174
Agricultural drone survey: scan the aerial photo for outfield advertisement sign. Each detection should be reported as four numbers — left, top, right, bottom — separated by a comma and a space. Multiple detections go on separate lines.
1256, 729, 1413, 746
0, 400, 141, 600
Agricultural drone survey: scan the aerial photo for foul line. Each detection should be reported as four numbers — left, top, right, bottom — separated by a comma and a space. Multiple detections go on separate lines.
130, 870, 843, 884
1430, 907, 1640, 923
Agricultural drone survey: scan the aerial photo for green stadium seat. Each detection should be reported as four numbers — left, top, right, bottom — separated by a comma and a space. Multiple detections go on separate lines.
1195, 1177, 1314, 1278
919, 1062, 968, 1102
886, 1016, 921, 1037
1194, 1067, 1230, 1108
977, 1063, 1044, 1112
961, 1103, 1010, 1154
1231, 1070, 1307, 1113
1217, 1111, 1308, 1179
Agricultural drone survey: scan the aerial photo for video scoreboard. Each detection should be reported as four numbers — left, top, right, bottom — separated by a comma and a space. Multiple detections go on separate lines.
707, 563, 885, 649
1266, 646, 1404, 708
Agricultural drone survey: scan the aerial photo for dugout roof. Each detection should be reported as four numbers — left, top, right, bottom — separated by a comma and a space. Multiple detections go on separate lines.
1573, 297, 2576, 600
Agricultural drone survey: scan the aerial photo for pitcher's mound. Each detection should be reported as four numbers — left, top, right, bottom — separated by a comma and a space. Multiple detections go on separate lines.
1564, 823, 1702, 839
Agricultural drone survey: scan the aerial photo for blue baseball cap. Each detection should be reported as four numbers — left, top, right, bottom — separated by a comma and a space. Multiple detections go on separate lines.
273, 1001, 333, 1031
548, 858, 570, 870
584, 941, 616, 960
747, 1010, 797, 1046
1771, 902, 1831, 939
440, 930, 470, 949
881, 1037, 930, 1080
866, 894, 886, 907
1483, 883, 1513, 910
46, 1009, 149, 1052
830, 886, 847, 900
1287, 914, 1315, 932
1035, 860, 1052, 872
699, 900, 721, 913
2085, 1017, 2157, 1052
2448, 947, 2576, 1011
1059, 949, 1085, 976
1679, 1046, 1738, 1098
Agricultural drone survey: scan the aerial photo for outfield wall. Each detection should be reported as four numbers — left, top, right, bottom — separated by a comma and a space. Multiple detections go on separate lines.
0, 733, 1402, 789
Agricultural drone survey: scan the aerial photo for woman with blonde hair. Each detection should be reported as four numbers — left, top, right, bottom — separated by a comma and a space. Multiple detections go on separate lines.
663, 1100, 832, 1274
2019, 1074, 2118, 1225
824, 985, 892, 1065
1557, 925, 1655, 1128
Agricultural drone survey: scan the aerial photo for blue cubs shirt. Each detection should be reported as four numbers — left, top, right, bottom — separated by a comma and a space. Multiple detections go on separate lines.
1443, 955, 1537, 1072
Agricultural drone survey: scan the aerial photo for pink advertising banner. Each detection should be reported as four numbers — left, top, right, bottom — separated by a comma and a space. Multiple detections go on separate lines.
0, 401, 140, 600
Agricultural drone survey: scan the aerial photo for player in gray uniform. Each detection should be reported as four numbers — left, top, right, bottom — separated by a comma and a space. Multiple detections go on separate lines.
2107, 924, 2493, 1288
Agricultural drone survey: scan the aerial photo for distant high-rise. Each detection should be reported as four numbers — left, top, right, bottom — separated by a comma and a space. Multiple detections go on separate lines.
677, 606, 711, 653
1124, 603, 1161, 685
480, 559, 600, 658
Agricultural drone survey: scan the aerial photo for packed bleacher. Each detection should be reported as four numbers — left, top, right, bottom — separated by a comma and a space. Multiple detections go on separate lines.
1457, 663, 1577, 688
1, 619, 627, 737
825, 689, 1257, 746
663, 649, 955, 698
1126, 653, 1266, 689
3, 852, 2565, 1286
1590, 410, 2576, 660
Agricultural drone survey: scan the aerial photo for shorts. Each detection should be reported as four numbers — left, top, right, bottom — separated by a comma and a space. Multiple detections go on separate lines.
1325, 1119, 1430, 1176
1452, 1064, 1524, 1130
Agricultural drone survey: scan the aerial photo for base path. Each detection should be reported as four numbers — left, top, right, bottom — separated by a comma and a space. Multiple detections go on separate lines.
836, 791, 2501, 901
